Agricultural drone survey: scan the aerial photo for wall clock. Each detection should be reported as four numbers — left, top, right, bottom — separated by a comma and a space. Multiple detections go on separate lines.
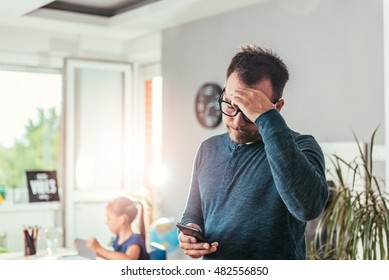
195, 83, 222, 128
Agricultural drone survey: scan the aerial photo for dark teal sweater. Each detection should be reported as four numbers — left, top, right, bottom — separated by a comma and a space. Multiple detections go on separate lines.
181, 109, 328, 259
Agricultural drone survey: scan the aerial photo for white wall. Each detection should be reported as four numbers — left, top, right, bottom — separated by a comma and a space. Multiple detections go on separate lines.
161, 0, 385, 220
385, 0, 389, 185
0, 25, 161, 67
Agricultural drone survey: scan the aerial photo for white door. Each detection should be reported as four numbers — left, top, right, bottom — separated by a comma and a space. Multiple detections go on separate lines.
63, 58, 144, 248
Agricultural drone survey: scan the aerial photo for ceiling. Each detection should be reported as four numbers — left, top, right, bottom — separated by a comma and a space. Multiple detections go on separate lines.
38, 0, 163, 17
0, 0, 268, 41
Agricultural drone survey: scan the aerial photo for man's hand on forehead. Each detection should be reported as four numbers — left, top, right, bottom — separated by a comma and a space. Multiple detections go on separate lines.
231, 87, 276, 122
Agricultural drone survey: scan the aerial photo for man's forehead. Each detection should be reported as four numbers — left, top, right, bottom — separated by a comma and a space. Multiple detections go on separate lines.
225, 82, 275, 105
225, 74, 245, 93
226, 78, 272, 92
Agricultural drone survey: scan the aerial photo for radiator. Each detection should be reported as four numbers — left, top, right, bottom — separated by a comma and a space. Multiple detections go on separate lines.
0, 228, 64, 253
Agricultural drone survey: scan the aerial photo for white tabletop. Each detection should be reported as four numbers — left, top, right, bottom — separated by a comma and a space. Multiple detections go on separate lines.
0, 247, 79, 260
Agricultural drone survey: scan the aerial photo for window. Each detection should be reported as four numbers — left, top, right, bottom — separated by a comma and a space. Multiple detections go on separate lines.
144, 74, 164, 188
0, 66, 62, 202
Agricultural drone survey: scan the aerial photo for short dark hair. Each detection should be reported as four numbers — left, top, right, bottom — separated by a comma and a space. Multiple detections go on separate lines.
226, 45, 289, 101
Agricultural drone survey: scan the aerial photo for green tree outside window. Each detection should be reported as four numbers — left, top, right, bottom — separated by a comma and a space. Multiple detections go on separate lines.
0, 107, 60, 190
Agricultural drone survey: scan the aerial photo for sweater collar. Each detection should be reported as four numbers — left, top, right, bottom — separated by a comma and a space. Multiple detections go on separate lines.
225, 134, 263, 151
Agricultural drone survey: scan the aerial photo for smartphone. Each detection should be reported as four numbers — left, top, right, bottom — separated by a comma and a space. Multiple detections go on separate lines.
176, 223, 210, 244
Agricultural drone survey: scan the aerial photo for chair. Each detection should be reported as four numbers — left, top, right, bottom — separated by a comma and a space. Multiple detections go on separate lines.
149, 242, 166, 260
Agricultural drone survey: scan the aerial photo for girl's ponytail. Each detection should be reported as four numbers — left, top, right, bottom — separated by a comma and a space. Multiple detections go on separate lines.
136, 201, 146, 243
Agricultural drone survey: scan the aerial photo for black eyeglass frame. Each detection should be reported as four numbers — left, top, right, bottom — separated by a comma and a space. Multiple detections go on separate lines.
217, 88, 280, 124
217, 88, 251, 123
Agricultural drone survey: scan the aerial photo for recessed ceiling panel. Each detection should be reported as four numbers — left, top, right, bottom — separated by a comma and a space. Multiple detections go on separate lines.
41, 0, 161, 17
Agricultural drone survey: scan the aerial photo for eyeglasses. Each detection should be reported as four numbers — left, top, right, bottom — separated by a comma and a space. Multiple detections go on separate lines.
218, 88, 253, 123
218, 88, 280, 124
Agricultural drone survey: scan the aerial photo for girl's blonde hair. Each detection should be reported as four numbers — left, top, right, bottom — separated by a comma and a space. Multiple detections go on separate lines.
107, 197, 146, 242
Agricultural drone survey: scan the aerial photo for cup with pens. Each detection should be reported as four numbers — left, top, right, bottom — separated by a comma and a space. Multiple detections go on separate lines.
23, 226, 39, 256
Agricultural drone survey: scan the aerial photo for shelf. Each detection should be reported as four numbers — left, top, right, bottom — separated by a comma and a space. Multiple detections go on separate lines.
0, 201, 61, 213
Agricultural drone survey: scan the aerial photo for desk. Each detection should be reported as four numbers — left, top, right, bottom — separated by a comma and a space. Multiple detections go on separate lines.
0, 247, 81, 260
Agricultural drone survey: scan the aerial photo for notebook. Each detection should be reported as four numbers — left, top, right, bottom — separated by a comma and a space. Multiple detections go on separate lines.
74, 238, 96, 260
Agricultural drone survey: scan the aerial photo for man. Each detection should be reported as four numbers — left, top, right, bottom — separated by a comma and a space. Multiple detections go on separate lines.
179, 45, 328, 260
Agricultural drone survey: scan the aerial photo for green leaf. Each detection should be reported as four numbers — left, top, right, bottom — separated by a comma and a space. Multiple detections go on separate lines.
308, 127, 389, 260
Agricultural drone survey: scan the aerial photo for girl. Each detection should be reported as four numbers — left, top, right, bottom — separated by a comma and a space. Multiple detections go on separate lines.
87, 197, 149, 260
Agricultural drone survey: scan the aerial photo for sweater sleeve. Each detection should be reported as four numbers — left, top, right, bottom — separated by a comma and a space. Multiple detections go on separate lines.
255, 109, 329, 221
180, 145, 205, 229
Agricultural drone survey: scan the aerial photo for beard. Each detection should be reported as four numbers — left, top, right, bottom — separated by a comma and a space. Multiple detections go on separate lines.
226, 123, 262, 144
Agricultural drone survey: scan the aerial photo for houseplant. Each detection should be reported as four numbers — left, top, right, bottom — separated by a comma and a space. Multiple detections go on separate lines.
307, 127, 389, 260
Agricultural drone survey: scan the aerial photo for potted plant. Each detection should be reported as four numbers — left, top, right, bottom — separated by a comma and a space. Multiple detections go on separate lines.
307, 128, 389, 260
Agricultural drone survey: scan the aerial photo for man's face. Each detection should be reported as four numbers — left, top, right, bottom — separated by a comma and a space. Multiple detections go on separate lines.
223, 72, 275, 144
